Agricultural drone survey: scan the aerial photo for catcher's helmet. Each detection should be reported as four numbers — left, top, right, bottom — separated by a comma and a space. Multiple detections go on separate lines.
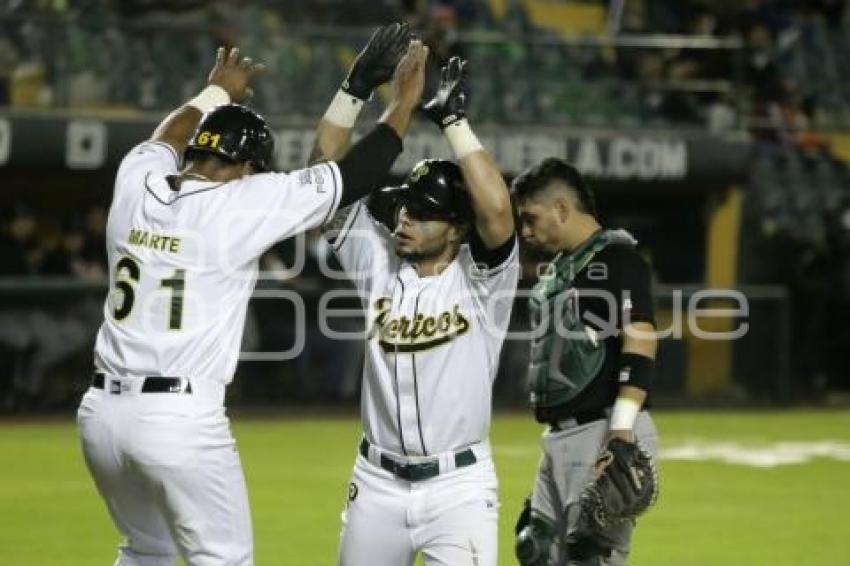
184, 104, 274, 172
381, 159, 472, 223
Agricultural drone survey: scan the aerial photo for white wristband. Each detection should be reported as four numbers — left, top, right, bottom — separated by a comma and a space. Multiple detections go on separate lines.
444, 119, 483, 159
187, 85, 231, 114
324, 89, 365, 128
610, 397, 641, 431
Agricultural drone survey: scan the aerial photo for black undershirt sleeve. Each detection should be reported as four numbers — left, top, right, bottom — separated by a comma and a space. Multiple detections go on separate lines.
616, 248, 655, 326
469, 230, 516, 269
336, 123, 403, 207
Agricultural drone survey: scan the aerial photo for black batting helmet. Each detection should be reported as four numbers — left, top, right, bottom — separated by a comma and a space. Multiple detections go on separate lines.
381, 159, 472, 224
184, 104, 274, 172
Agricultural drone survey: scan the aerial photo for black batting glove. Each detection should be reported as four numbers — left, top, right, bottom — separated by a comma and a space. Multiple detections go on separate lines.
342, 22, 412, 101
421, 56, 467, 129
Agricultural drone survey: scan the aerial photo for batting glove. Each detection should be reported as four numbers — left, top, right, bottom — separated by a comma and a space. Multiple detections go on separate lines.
342, 22, 412, 101
421, 56, 467, 129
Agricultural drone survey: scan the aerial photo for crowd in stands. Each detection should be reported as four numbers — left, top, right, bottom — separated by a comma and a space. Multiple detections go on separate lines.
0, 204, 107, 278
0, 0, 847, 132
0, 205, 106, 410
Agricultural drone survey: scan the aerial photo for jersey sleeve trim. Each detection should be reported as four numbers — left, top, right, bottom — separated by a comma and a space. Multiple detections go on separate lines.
175, 182, 227, 201
147, 140, 181, 168
145, 172, 227, 205
322, 161, 343, 226
469, 231, 517, 269
331, 201, 364, 252
468, 236, 519, 278
144, 172, 171, 205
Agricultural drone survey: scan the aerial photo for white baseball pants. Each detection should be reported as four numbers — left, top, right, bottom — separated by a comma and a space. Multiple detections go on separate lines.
77, 378, 252, 566
339, 451, 499, 566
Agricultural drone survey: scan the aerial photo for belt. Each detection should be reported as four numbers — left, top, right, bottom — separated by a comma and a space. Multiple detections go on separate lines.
92, 372, 193, 394
548, 408, 608, 431
359, 438, 477, 482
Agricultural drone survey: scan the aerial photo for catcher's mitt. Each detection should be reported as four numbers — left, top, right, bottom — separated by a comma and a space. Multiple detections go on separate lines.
579, 438, 658, 531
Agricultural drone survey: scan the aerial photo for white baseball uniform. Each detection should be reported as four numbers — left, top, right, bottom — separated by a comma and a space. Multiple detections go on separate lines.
330, 201, 520, 566
77, 140, 342, 566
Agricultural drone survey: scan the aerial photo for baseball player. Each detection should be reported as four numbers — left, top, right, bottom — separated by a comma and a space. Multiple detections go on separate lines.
76, 41, 428, 566
310, 32, 519, 564
511, 158, 660, 565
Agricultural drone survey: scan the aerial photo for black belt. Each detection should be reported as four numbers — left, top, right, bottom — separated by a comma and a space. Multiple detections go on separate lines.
548, 408, 608, 431
359, 438, 477, 482
92, 372, 192, 394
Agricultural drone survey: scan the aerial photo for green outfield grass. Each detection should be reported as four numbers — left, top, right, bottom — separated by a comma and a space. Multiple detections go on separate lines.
1, 409, 849, 565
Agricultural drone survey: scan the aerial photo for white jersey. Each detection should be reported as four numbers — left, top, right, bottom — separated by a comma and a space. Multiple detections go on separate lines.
330, 200, 519, 456
93, 140, 342, 386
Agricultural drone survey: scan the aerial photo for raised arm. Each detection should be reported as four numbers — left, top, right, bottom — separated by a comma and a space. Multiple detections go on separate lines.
422, 57, 514, 249
309, 23, 411, 166
331, 40, 428, 209
152, 47, 265, 155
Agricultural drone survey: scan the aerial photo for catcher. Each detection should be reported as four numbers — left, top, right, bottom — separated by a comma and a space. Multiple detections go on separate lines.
511, 158, 660, 565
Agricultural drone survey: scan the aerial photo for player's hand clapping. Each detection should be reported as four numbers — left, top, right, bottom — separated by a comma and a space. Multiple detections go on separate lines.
390, 40, 429, 112
207, 47, 266, 104
421, 56, 467, 129
344, 22, 412, 101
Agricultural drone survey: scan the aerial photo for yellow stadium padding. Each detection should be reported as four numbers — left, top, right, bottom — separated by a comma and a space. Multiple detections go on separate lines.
827, 133, 850, 162
488, 0, 606, 35
685, 186, 743, 396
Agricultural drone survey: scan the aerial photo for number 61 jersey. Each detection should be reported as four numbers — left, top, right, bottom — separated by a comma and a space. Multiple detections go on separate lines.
94, 141, 343, 385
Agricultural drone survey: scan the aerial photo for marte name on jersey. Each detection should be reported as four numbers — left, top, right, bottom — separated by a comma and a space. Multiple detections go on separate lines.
127, 228, 182, 253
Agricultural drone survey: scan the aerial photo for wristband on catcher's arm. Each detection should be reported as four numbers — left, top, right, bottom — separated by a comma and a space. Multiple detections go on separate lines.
324, 89, 366, 128
610, 397, 641, 431
444, 119, 483, 159
609, 352, 653, 430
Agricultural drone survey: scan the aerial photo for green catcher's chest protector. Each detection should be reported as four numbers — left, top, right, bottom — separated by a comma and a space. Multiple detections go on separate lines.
527, 229, 637, 408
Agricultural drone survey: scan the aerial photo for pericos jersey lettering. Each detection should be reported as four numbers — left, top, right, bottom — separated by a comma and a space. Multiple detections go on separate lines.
371, 296, 470, 352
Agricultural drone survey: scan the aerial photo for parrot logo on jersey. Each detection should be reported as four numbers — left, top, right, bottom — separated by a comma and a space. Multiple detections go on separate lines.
371, 296, 470, 353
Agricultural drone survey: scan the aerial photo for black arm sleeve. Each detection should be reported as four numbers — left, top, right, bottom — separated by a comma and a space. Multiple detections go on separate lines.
469, 230, 516, 269
336, 123, 403, 207
616, 247, 655, 326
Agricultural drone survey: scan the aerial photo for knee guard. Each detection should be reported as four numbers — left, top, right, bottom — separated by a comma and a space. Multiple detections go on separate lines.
515, 509, 558, 566
515, 496, 532, 535
566, 536, 616, 563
